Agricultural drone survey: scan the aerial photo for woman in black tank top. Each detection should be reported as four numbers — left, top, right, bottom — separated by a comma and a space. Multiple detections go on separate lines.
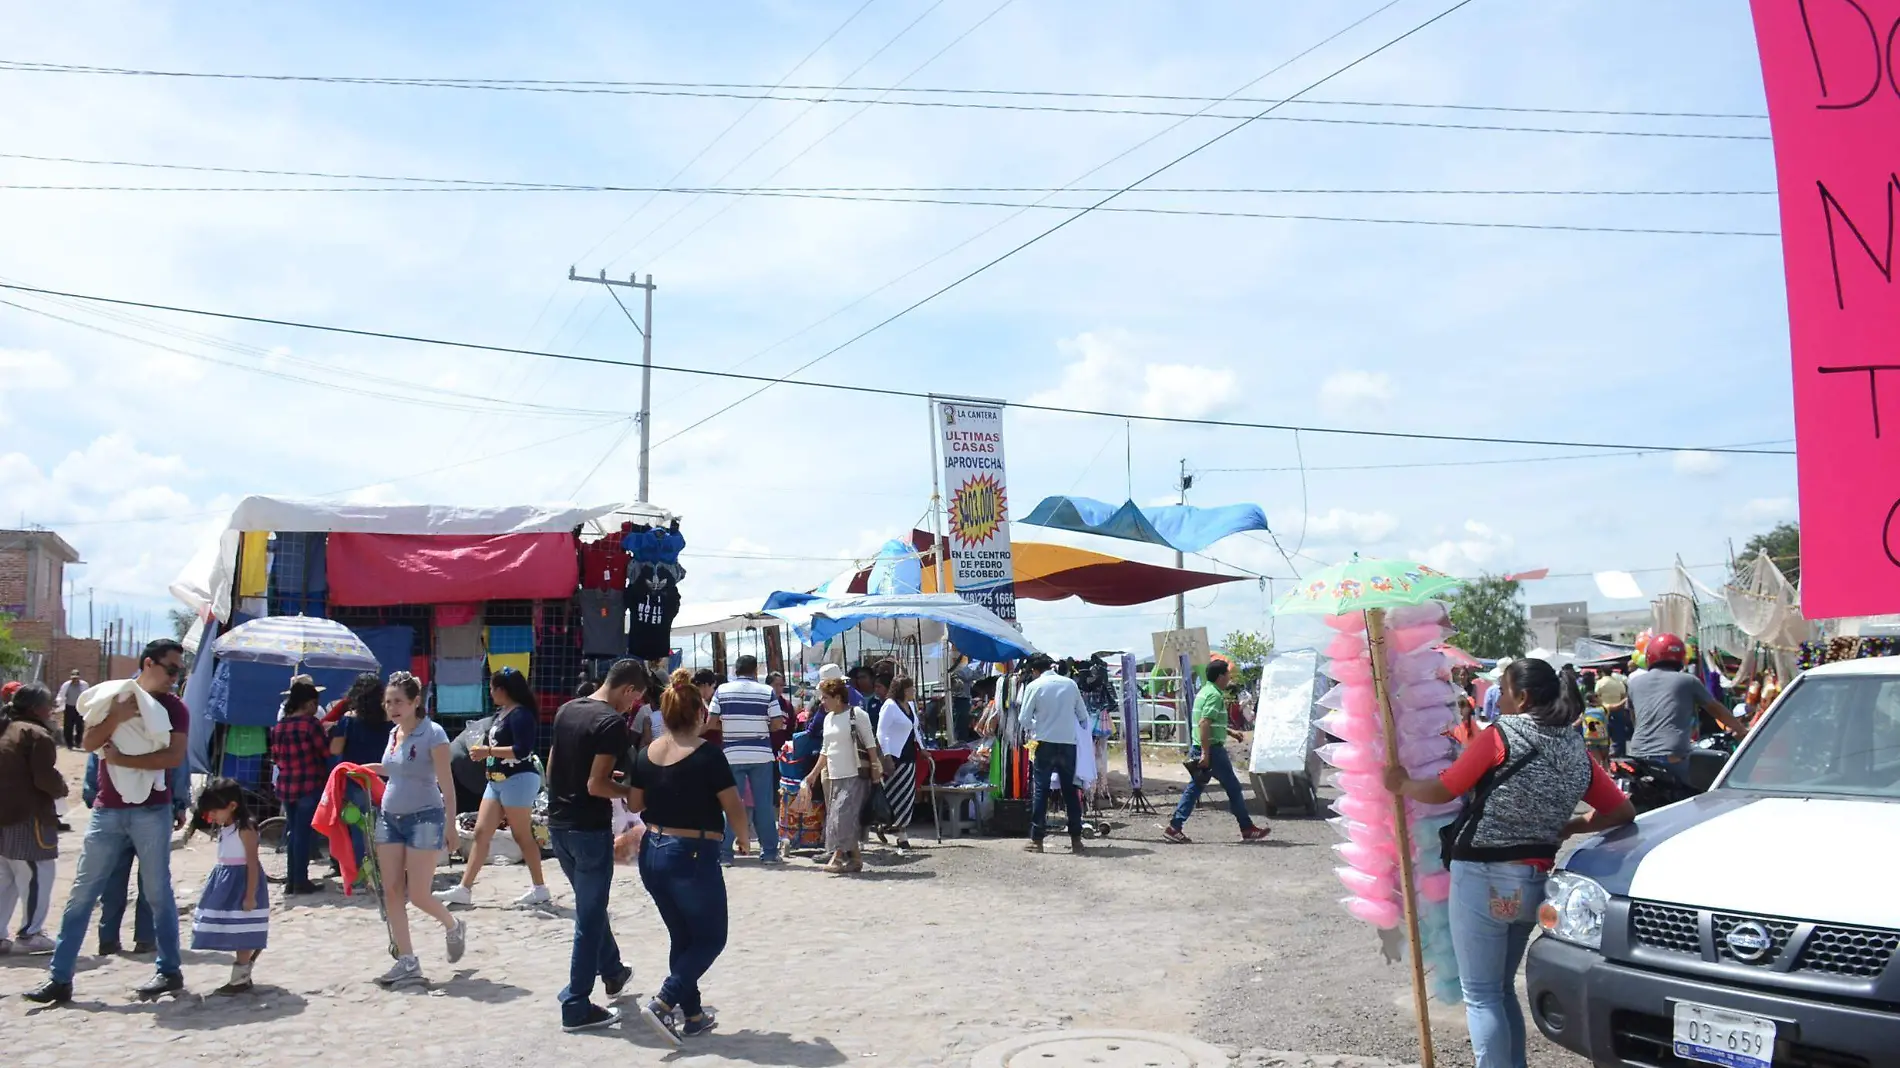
626, 670, 746, 1046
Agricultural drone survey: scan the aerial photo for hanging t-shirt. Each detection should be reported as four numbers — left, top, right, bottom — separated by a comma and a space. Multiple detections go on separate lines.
578, 588, 628, 657
626, 569, 680, 660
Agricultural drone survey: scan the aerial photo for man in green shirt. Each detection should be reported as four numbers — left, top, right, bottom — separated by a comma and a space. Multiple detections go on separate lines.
1163, 661, 1270, 844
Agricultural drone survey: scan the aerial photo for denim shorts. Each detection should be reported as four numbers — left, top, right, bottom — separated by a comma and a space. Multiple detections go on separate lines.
483, 770, 542, 809
376, 806, 446, 850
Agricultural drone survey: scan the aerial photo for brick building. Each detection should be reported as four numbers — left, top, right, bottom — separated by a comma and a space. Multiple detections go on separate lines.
0, 528, 103, 684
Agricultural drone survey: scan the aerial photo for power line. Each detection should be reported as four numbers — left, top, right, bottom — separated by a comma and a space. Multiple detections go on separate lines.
1199, 440, 1796, 474
0, 278, 1799, 458
0, 58, 1770, 120
0, 152, 1783, 195
649, 0, 1490, 447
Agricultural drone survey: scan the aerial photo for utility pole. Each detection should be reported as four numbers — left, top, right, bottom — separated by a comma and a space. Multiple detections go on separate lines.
87, 588, 94, 640
568, 268, 656, 501
1174, 458, 1191, 631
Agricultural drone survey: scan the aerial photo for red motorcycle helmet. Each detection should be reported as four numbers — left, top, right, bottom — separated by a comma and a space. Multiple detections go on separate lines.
1647, 632, 1687, 666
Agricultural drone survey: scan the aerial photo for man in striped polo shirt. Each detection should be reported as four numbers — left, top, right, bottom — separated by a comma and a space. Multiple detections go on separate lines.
707, 655, 785, 865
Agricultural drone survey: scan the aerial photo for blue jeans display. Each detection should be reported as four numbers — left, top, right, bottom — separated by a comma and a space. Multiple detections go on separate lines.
97, 846, 155, 949
722, 761, 780, 862
284, 792, 321, 888
1170, 745, 1256, 830
1449, 860, 1548, 1068
551, 828, 624, 1026
1029, 741, 1082, 843
638, 831, 729, 1019
51, 805, 181, 984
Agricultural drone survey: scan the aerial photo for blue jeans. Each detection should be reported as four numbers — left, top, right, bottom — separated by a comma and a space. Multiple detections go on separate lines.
1449, 860, 1548, 1068
97, 847, 155, 948
551, 828, 625, 1026
638, 831, 728, 1019
51, 805, 181, 984
722, 762, 780, 862
1170, 745, 1255, 831
284, 792, 321, 888
1029, 741, 1082, 843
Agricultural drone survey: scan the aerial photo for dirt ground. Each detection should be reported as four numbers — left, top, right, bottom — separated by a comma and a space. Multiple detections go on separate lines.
2, 746, 1577, 1067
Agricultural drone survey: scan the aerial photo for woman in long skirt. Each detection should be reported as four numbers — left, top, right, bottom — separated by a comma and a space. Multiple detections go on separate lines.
877, 677, 924, 852
803, 676, 882, 874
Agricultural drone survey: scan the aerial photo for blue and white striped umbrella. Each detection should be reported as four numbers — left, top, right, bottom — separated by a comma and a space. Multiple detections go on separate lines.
211, 615, 381, 671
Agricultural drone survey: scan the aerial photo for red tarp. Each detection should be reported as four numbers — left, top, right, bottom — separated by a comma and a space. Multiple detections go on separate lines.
326, 532, 579, 607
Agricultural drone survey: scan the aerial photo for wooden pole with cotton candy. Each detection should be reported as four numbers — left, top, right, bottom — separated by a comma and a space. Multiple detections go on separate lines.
1367, 607, 1437, 1068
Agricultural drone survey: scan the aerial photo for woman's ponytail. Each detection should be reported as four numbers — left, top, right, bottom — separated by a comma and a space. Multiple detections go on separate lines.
1549, 664, 1586, 728
659, 668, 704, 733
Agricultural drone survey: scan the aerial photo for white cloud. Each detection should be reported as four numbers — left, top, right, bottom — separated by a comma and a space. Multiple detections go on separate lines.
1028, 330, 1237, 420
1318, 371, 1393, 418
1672, 450, 1725, 477
1741, 497, 1796, 523
1294, 507, 1400, 545
0, 348, 71, 389
1412, 520, 1515, 576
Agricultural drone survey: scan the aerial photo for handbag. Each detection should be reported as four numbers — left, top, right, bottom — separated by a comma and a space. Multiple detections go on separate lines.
852, 708, 897, 779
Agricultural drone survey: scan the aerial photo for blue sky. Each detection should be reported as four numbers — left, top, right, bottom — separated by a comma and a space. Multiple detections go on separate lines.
0, 0, 1795, 656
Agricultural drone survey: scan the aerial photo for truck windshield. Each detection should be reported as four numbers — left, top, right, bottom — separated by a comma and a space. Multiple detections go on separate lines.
1723, 675, 1900, 800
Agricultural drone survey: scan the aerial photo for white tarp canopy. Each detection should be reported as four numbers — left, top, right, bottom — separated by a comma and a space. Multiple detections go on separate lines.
171, 495, 674, 623
672, 598, 785, 637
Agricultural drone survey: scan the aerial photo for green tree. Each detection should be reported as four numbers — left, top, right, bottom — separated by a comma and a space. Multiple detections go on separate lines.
1740, 521, 1800, 585
0, 613, 29, 678
1219, 629, 1274, 690
169, 608, 195, 640
1445, 574, 1531, 659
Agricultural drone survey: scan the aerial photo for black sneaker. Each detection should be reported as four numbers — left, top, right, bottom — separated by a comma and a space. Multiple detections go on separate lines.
603, 965, 634, 999
132, 941, 155, 955
562, 1004, 622, 1033
640, 998, 683, 1048
22, 979, 73, 1005
97, 939, 123, 956
682, 1010, 719, 1038
134, 972, 185, 1001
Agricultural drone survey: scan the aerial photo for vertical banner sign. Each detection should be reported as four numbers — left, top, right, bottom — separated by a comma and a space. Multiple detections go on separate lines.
1752, 0, 1900, 617
937, 397, 1017, 621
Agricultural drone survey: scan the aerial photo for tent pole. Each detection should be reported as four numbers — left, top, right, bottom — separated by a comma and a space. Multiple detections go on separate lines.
1367, 607, 1435, 1068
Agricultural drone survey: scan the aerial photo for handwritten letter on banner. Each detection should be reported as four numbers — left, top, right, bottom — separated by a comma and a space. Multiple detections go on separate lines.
1753, 0, 1900, 617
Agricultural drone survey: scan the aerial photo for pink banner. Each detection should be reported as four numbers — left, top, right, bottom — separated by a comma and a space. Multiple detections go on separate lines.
1752, 0, 1900, 617
326, 533, 579, 607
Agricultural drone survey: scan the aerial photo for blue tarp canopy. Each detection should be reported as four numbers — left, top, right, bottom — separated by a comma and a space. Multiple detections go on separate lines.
762, 592, 1037, 663
1020, 496, 1269, 553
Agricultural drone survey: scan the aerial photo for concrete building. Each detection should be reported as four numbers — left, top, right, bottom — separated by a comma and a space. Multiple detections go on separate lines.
0, 528, 102, 684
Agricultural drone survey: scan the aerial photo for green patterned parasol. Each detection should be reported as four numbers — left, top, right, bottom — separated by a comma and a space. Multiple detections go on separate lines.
1273, 554, 1462, 616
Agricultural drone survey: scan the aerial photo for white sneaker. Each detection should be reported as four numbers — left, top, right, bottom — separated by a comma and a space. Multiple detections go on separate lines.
513, 885, 551, 908
375, 955, 424, 988
14, 933, 55, 955
433, 884, 473, 907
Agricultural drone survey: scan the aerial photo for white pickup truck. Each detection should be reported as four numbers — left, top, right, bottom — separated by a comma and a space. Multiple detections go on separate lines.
1526, 656, 1900, 1068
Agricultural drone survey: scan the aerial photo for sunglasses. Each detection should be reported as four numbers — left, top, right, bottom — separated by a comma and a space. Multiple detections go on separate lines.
155, 660, 182, 678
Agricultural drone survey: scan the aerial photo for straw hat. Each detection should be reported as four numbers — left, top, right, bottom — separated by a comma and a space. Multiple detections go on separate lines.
817, 664, 847, 683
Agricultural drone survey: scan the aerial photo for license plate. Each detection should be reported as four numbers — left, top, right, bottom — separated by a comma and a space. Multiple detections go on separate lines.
1673, 1001, 1776, 1068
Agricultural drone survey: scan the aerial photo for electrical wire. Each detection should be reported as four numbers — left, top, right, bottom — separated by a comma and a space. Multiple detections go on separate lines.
0, 59, 1771, 120
1198, 439, 1796, 473
0, 277, 1801, 457
646, 0, 1487, 448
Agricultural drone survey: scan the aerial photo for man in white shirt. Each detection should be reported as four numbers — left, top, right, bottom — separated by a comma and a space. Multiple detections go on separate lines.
1017, 654, 1090, 855
707, 655, 785, 865
56, 670, 87, 750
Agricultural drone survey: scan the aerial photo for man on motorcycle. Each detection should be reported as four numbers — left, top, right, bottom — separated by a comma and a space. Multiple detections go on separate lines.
1625, 633, 1746, 785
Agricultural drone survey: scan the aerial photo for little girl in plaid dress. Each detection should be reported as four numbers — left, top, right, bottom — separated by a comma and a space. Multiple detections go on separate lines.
191, 778, 269, 994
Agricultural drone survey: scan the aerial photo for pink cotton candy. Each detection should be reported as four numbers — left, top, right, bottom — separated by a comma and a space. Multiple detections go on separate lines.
1389, 623, 1453, 654
1395, 705, 1459, 739
1336, 683, 1377, 718
1418, 871, 1452, 903
1331, 793, 1397, 827
1342, 895, 1403, 928
1325, 631, 1370, 660
1315, 741, 1383, 773
1395, 678, 1458, 712
1337, 866, 1399, 901
1388, 601, 1449, 628
1315, 708, 1381, 746
1324, 612, 1369, 633
1324, 656, 1373, 685
1400, 734, 1455, 767
1392, 649, 1450, 686
1339, 818, 1396, 850
1329, 771, 1389, 797
1334, 841, 1398, 874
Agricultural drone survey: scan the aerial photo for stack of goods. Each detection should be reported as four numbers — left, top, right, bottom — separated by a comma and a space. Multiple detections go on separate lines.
1798, 636, 1900, 669
432, 603, 487, 717
1315, 601, 1465, 1003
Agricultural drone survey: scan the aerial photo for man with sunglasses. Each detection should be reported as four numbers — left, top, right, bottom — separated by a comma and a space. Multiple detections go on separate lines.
27, 639, 193, 1005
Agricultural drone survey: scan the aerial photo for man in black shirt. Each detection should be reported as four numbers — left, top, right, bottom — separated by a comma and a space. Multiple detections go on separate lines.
546, 658, 649, 1032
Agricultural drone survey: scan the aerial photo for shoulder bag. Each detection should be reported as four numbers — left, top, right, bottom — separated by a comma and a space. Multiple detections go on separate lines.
1438, 731, 1534, 867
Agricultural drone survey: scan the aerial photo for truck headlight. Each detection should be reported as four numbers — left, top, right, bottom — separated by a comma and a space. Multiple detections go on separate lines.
1539, 872, 1609, 949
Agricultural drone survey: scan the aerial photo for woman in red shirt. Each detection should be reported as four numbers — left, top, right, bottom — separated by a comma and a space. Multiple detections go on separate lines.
1385, 658, 1633, 1068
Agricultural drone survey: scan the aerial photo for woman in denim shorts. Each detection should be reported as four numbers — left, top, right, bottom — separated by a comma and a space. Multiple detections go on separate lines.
366, 671, 466, 988
435, 667, 549, 909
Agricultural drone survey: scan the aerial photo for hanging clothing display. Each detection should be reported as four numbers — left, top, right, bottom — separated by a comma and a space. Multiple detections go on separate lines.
436, 624, 484, 659
579, 532, 631, 590
488, 652, 531, 678
434, 603, 480, 628
626, 575, 680, 661
436, 684, 486, 716
578, 589, 628, 656
435, 656, 486, 687
485, 625, 534, 655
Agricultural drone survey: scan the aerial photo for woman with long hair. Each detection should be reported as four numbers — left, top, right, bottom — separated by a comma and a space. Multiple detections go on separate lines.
801, 676, 882, 874
436, 666, 549, 909
365, 671, 465, 988
0, 683, 67, 954
876, 676, 924, 852
629, 669, 748, 1046
1385, 660, 1634, 1068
